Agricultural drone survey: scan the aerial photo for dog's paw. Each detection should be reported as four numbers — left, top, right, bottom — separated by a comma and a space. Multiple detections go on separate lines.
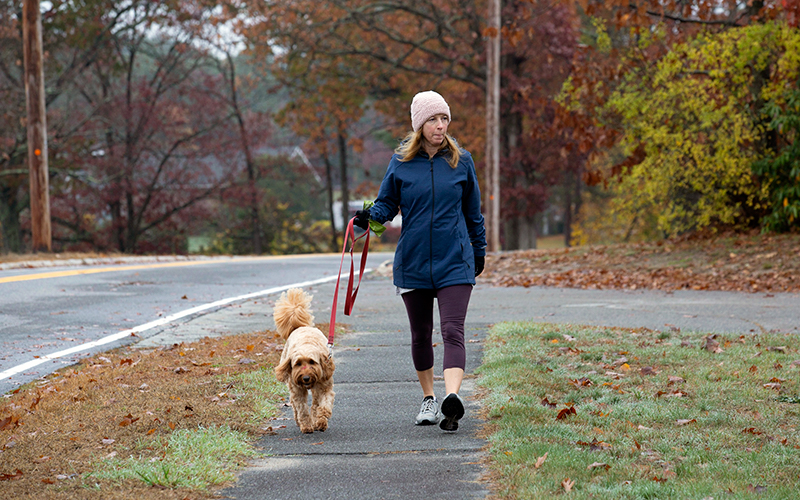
300, 423, 315, 434
314, 418, 328, 432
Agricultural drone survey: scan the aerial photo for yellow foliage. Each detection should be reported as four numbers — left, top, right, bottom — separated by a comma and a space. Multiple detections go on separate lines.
575, 22, 799, 241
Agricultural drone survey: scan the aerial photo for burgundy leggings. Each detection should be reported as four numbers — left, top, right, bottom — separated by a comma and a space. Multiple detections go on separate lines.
401, 284, 473, 372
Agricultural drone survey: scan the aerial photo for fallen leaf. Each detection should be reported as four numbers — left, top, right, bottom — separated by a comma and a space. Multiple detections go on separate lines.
0, 415, 19, 431
246, 344, 255, 351
101, 438, 115, 445
569, 377, 593, 388
311, 441, 324, 445
41, 478, 56, 484
576, 438, 611, 451
667, 376, 685, 384
676, 419, 697, 426
640, 366, 657, 375
587, 462, 610, 471
168, 422, 176, 430
540, 397, 557, 408
0, 469, 23, 481
556, 406, 577, 420
238, 358, 255, 364
747, 484, 767, 493
561, 477, 576, 492
32, 455, 51, 463
763, 383, 781, 391
702, 335, 723, 354
534, 452, 548, 469
767, 346, 786, 353
119, 414, 139, 427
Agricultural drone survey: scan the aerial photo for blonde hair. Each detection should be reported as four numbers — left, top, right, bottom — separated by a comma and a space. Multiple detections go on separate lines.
395, 129, 461, 169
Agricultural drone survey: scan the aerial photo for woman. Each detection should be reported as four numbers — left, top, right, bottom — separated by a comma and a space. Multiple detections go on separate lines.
354, 90, 486, 431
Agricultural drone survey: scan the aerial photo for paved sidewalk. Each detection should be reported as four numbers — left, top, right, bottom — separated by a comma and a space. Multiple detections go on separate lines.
222, 277, 489, 500
136, 271, 798, 500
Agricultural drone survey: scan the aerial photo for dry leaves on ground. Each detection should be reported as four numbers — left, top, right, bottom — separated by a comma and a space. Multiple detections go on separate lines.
0, 329, 288, 500
482, 232, 800, 293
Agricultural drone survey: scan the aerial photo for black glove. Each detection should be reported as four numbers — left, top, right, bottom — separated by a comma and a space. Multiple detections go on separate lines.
353, 209, 370, 230
474, 255, 485, 277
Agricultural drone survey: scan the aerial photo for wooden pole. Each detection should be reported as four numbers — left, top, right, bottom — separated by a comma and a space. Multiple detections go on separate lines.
485, 0, 501, 252
23, 0, 52, 252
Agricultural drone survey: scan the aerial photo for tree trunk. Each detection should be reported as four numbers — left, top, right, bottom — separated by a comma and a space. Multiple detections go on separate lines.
322, 152, 338, 252
485, 0, 501, 252
225, 52, 261, 254
110, 199, 124, 252
338, 127, 350, 231
0, 183, 23, 253
23, 0, 51, 252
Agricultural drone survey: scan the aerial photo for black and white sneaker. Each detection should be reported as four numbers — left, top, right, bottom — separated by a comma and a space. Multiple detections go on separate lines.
415, 396, 440, 425
439, 393, 465, 431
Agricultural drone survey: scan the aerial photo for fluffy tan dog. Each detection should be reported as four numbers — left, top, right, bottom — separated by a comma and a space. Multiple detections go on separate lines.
273, 288, 335, 433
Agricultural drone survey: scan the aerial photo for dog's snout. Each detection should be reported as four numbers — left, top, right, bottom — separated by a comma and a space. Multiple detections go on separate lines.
302, 376, 311, 383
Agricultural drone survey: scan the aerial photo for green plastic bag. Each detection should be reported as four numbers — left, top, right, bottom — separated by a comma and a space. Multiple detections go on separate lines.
362, 201, 386, 237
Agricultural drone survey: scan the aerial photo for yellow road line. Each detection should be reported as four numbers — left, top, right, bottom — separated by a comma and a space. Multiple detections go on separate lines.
0, 260, 224, 284
0, 253, 346, 284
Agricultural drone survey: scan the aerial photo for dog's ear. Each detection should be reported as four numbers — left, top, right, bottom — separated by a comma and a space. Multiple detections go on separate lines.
321, 355, 335, 380
274, 357, 292, 383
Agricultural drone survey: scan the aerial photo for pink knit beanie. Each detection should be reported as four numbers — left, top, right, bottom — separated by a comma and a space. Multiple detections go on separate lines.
410, 91, 451, 132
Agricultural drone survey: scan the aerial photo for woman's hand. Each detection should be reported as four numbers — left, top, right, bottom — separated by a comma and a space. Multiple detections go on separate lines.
353, 209, 370, 230
474, 255, 485, 277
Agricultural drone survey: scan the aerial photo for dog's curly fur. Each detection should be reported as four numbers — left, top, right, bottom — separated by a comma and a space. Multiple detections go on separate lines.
273, 288, 335, 433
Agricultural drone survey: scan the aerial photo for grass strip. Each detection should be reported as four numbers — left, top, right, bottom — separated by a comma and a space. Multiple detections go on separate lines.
88, 425, 257, 489
476, 322, 800, 499
0, 330, 291, 500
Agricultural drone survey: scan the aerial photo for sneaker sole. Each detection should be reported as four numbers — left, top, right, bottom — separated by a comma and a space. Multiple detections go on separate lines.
439, 394, 464, 431
415, 417, 439, 426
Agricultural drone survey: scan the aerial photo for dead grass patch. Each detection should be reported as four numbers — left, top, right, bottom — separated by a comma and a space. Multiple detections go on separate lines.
0, 324, 337, 499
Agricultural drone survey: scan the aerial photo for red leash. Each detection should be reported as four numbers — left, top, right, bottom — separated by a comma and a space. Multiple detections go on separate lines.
328, 217, 370, 348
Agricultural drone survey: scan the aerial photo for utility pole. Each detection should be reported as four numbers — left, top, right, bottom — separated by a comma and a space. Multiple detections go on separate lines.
485, 0, 501, 252
23, 0, 51, 252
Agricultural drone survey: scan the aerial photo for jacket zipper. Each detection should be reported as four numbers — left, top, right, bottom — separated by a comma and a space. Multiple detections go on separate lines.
429, 157, 435, 288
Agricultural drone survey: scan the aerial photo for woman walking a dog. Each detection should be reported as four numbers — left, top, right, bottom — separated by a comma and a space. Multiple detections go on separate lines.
354, 90, 486, 432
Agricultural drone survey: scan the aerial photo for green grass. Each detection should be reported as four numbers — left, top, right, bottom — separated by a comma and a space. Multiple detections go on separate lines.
88, 425, 257, 489
229, 368, 286, 424
87, 367, 284, 491
476, 322, 800, 499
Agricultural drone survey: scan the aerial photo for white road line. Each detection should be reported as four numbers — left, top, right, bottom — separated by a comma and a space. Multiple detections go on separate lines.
1, 272, 370, 382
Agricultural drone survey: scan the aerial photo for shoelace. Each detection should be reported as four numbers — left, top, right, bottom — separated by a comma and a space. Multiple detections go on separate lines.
421, 398, 437, 414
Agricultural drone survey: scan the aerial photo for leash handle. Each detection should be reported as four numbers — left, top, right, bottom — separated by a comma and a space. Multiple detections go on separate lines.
328, 217, 370, 346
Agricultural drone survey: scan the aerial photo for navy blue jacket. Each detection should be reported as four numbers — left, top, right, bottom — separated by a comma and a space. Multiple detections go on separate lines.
369, 147, 486, 289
